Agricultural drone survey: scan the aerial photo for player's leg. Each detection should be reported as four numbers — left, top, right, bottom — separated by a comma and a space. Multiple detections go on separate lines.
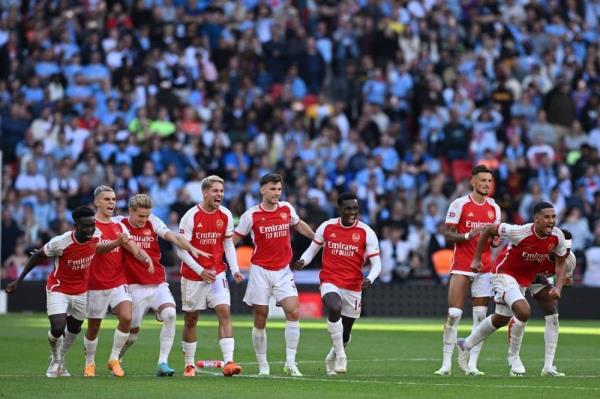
467, 273, 493, 375
47, 313, 67, 378
321, 287, 344, 375
182, 310, 199, 376
119, 284, 147, 360
276, 267, 302, 376
107, 293, 132, 377
154, 284, 177, 376
333, 288, 362, 374
244, 266, 272, 375
534, 288, 564, 376
57, 293, 87, 376
436, 274, 470, 375
84, 318, 102, 376
210, 275, 241, 377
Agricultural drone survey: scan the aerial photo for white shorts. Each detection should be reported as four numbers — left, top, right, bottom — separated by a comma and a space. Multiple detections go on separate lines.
46, 291, 87, 321
86, 284, 132, 319
130, 283, 176, 328
491, 274, 527, 317
528, 283, 549, 296
471, 272, 494, 298
181, 273, 230, 312
243, 265, 298, 306
320, 282, 362, 319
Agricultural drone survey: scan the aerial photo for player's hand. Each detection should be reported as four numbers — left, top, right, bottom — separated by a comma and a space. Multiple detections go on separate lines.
233, 272, 245, 283
145, 256, 155, 274
117, 233, 130, 246
291, 259, 305, 271
549, 286, 562, 299
564, 277, 574, 286
470, 259, 482, 273
4, 280, 20, 293
490, 236, 502, 248
532, 273, 550, 286
469, 226, 485, 239
201, 269, 216, 283
190, 247, 211, 259
361, 278, 372, 290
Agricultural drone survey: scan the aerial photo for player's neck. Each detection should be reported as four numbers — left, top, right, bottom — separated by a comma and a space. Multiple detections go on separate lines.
200, 203, 217, 213
95, 212, 111, 223
260, 201, 277, 211
470, 192, 486, 204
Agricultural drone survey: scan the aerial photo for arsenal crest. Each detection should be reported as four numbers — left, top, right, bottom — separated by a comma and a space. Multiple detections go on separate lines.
488, 211, 495, 219
280, 212, 288, 221
216, 220, 224, 229
352, 233, 360, 242
143, 228, 152, 236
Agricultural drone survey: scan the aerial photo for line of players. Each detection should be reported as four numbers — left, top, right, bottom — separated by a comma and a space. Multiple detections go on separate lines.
434, 165, 576, 377
5, 173, 382, 378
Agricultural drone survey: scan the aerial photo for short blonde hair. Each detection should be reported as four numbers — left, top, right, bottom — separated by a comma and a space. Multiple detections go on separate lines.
128, 193, 153, 210
94, 185, 114, 197
201, 175, 225, 192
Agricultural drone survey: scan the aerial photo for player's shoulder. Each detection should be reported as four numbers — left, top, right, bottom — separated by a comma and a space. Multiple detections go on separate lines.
278, 201, 296, 211
242, 204, 261, 215
112, 215, 126, 224
484, 197, 500, 207
450, 195, 472, 208
182, 205, 201, 219
217, 205, 234, 219
551, 226, 565, 240
49, 230, 74, 244
356, 220, 377, 235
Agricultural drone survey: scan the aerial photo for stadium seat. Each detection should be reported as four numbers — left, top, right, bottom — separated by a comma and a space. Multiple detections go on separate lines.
236, 246, 254, 271
431, 249, 453, 284
451, 160, 473, 183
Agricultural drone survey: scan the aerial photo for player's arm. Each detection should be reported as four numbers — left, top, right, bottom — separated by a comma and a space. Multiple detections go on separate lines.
294, 219, 315, 240
549, 255, 567, 299
96, 233, 130, 254
293, 241, 322, 270
165, 231, 211, 259
173, 213, 215, 283
223, 237, 244, 283
444, 224, 486, 244
362, 255, 382, 290
123, 240, 155, 274
470, 224, 500, 272
232, 210, 252, 246
4, 250, 47, 293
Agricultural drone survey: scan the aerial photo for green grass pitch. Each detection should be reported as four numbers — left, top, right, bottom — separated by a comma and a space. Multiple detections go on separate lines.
1, 314, 599, 398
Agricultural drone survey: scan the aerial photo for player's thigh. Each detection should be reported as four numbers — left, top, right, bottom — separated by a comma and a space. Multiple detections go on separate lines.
491, 274, 526, 316
181, 277, 209, 312
207, 273, 231, 310
66, 293, 87, 321
447, 273, 472, 308
339, 288, 362, 319
46, 291, 70, 317
533, 287, 558, 315
129, 284, 153, 328
243, 265, 273, 306
320, 283, 343, 310
472, 272, 493, 304
151, 283, 176, 312
272, 267, 298, 304
86, 289, 112, 319
108, 284, 133, 314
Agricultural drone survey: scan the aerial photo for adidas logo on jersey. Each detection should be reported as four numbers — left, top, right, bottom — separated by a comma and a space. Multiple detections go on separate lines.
330, 233, 336, 238
467, 212, 474, 217
196, 222, 203, 228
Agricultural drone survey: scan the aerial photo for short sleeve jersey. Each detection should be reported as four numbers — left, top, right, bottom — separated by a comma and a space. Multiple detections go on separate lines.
88, 219, 130, 290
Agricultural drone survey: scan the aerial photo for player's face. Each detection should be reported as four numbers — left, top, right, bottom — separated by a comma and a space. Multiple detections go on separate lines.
339, 199, 359, 227
75, 216, 96, 242
260, 182, 283, 205
471, 172, 493, 197
534, 207, 556, 237
203, 182, 224, 211
94, 191, 116, 217
129, 207, 152, 228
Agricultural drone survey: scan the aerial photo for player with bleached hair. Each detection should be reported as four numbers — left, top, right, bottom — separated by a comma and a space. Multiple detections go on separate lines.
293, 192, 381, 375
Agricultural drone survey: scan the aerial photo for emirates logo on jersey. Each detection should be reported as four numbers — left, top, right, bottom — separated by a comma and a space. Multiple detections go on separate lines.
143, 228, 152, 236
488, 211, 495, 219
352, 233, 360, 242
280, 212, 288, 221
216, 220, 224, 229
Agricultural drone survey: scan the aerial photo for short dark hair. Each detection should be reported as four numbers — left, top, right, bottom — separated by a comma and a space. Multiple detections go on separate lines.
471, 165, 492, 176
533, 201, 554, 215
72, 206, 95, 220
259, 173, 283, 186
560, 228, 572, 240
337, 192, 358, 206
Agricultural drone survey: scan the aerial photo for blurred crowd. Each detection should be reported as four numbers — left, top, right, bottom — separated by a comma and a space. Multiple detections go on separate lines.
2, 0, 600, 286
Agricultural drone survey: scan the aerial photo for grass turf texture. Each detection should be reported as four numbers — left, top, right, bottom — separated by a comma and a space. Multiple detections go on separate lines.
1, 314, 599, 398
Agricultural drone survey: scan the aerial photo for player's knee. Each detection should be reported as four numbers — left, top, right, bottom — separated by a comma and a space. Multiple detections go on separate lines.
285, 307, 300, 321
184, 312, 198, 328
513, 306, 530, 322
160, 307, 176, 324
119, 313, 132, 328
447, 307, 463, 326
50, 325, 65, 338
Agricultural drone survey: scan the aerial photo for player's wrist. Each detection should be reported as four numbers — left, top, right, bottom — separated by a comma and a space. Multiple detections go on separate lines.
464, 232, 470, 240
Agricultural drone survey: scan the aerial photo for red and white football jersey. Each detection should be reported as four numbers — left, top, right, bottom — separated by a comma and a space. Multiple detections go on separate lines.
234, 201, 299, 271
313, 218, 380, 292
115, 215, 170, 285
537, 251, 576, 277
179, 204, 234, 281
45, 230, 101, 295
88, 218, 129, 290
445, 194, 501, 273
494, 223, 567, 287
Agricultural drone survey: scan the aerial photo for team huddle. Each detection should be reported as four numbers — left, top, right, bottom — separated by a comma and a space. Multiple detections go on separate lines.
5, 168, 572, 378
5, 173, 381, 378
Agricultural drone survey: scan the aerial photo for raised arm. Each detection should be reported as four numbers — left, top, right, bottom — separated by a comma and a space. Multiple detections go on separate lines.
445, 224, 486, 245
470, 224, 499, 272
4, 250, 47, 293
